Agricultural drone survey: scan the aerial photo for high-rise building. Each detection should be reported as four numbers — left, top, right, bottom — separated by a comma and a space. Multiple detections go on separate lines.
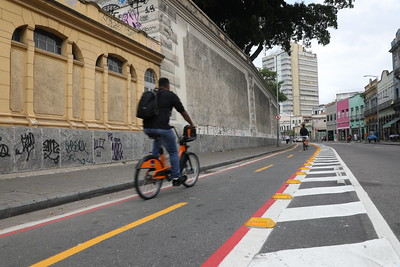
263, 43, 319, 116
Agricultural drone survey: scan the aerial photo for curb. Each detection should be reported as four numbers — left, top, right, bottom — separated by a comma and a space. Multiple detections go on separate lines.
0, 145, 295, 220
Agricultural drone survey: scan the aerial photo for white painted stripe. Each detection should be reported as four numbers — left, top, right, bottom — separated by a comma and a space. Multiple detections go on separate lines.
249, 238, 400, 267
219, 184, 301, 267
277, 201, 366, 222
330, 145, 400, 257
304, 170, 339, 175
294, 185, 354, 196
309, 166, 342, 170
313, 163, 341, 166
301, 177, 345, 182
219, 228, 273, 267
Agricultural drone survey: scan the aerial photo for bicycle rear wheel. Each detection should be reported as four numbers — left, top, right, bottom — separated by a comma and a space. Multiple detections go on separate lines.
135, 155, 163, 200
180, 152, 200, 188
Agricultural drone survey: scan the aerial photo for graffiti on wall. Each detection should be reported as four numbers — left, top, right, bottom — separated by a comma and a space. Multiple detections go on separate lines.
101, 0, 156, 30
43, 139, 60, 164
108, 133, 124, 161
15, 133, 35, 161
119, 10, 142, 28
94, 138, 106, 158
0, 136, 10, 158
65, 139, 93, 165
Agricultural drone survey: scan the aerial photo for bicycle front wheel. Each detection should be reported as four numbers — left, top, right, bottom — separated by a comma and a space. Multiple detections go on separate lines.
180, 152, 200, 188
135, 155, 163, 200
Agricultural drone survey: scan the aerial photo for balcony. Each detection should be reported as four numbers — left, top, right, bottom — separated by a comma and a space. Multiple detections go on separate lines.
364, 109, 377, 117
350, 115, 364, 121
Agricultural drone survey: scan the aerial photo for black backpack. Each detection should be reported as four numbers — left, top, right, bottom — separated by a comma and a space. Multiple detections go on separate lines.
136, 90, 159, 119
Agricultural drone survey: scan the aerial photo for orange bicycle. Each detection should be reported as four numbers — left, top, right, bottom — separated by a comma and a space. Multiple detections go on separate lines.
134, 126, 200, 200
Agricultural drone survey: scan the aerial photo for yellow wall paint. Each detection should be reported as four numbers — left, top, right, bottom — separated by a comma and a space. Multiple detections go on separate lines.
0, 0, 162, 130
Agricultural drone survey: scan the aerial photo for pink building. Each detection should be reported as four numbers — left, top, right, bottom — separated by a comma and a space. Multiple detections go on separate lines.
336, 98, 350, 141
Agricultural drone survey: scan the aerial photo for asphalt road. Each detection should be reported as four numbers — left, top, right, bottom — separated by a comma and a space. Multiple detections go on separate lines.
324, 142, 400, 240
0, 144, 313, 267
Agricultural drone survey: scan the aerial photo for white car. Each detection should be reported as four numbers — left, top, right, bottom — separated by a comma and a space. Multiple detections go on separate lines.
294, 136, 303, 142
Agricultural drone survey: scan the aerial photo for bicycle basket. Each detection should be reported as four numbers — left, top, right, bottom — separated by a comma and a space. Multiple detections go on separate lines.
183, 125, 197, 142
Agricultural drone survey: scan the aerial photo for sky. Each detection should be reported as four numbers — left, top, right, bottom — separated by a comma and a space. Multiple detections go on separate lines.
252, 0, 400, 104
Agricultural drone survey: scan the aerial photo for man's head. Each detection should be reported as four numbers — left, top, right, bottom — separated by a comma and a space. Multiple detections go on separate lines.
159, 78, 170, 90
301, 123, 305, 128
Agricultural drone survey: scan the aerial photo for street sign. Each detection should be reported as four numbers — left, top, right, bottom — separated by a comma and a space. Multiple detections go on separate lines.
275, 114, 281, 120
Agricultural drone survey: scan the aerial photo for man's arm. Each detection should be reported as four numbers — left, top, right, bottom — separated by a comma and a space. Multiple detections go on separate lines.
180, 111, 195, 128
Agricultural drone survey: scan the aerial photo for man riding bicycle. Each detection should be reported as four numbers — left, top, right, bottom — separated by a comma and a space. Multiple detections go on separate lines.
300, 123, 309, 148
143, 78, 195, 186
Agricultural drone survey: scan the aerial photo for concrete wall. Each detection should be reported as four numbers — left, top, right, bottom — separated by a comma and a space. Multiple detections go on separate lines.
92, 0, 278, 139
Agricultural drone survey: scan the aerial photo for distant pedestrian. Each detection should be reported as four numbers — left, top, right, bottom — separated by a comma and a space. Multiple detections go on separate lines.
353, 134, 357, 141
285, 135, 290, 144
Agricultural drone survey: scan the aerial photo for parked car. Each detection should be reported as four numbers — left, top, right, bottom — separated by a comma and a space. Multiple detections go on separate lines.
294, 136, 303, 142
367, 132, 379, 143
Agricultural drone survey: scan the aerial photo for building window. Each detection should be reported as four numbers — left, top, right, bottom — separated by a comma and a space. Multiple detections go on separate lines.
346, 109, 349, 117
72, 43, 83, 62
334, 113, 336, 120
34, 29, 62, 55
326, 115, 329, 122
144, 69, 156, 91
107, 56, 123, 74
12, 28, 22, 42
338, 112, 340, 119
96, 55, 103, 68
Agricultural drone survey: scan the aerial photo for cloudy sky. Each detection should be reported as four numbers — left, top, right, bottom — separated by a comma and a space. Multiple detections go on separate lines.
253, 0, 400, 104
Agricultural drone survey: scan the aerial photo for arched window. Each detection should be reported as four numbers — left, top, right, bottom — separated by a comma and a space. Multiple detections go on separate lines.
34, 29, 62, 55
72, 43, 83, 62
130, 65, 137, 80
96, 55, 103, 68
144, 69, 156, 91
12, 27, 22, 42
107, 56, 123, 74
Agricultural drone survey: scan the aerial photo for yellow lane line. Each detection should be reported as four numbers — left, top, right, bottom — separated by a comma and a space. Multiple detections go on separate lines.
255, 164, 274, 172
30, 202, 187, 267
287, 154, 294, 158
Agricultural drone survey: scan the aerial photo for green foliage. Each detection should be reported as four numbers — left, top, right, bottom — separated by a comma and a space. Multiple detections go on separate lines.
192, 0, 354, 60
258, 68, 288, 102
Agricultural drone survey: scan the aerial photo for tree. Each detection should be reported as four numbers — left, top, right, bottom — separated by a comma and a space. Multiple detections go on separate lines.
192, 0, 354, 61
258, 67, 288, 102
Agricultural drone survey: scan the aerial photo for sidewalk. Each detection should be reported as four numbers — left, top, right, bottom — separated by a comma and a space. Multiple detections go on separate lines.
0, 143, 294, 219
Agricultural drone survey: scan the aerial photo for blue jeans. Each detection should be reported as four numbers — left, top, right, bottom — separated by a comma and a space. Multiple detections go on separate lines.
144, 128, 180, 178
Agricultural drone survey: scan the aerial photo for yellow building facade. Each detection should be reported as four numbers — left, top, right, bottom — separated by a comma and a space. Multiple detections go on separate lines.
0, 0, 163, 131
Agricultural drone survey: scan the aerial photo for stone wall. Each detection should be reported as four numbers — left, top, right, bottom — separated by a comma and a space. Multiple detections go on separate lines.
0, 126, 275, 174
0, 126, 152, 174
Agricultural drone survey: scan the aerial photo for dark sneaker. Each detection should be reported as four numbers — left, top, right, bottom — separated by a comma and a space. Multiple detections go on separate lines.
172, 176, 187, 186
172, 178, 181, 186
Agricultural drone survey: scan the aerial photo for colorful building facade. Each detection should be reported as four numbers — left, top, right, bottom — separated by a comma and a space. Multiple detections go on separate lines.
326, 101, 337, 141
336, 98, 350, 141
349, 93, 365, 139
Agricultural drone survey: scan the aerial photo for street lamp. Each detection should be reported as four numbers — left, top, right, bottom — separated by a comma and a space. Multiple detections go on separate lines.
274, 50, 287, 147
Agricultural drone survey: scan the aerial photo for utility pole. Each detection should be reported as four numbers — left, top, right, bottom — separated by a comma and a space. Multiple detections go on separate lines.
275, 51, 286, 147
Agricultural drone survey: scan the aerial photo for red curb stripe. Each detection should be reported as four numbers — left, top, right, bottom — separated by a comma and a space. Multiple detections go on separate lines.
201, 181, 289, 267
